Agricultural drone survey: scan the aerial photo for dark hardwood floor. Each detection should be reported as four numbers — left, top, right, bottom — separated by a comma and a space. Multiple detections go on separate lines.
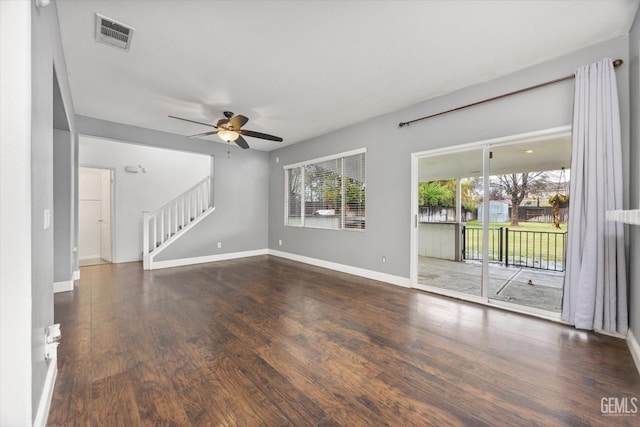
48, 256, 640, 426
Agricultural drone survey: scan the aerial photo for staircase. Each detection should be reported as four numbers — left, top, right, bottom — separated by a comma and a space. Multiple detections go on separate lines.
143, 176, 214, 270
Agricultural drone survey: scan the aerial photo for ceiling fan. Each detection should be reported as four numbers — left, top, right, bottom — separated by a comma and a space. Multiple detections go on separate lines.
169, 111, 283, 149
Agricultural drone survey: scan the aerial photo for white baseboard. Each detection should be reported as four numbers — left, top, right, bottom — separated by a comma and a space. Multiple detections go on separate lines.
114, 254, 142, 264
151, 248, 411, 289
268, 249, 411, 288
78, 254, 100, 261
72, 270, 80, 281
33, 360, 57, 427
151, 249, 269, 270
627, 329, 640, 376
53, 280, 73, 293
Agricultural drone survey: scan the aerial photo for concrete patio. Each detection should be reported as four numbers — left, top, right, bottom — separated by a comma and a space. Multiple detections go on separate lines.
418, 256, 563, 312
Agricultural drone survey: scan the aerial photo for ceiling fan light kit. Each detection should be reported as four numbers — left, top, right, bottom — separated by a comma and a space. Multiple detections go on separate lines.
217, 129, 240, 143
169, 111, 283, 150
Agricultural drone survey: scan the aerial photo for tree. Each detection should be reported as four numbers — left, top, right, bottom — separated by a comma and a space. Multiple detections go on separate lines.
418, 181, 454, 207
460, 178, 480, 213
344, 177, 365, 206
496, 172, 548, 226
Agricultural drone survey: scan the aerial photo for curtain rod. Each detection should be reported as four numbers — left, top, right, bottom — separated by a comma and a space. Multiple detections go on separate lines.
398, 58, 623, 128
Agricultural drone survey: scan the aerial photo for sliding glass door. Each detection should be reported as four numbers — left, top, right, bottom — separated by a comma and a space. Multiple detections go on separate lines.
415, 148, 484, 299
486, 142, 569, 314
413, 129, 571, 317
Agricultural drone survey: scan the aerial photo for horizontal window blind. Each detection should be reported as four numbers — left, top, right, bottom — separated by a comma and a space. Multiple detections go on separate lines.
285, 150, 365, 230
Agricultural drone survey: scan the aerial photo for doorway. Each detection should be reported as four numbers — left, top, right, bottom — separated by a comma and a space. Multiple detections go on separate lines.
411, 127, 571, 319
78, 166, 113, 266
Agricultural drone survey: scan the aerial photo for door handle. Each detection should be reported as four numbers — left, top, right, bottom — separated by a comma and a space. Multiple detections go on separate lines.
98, 219, 104, 222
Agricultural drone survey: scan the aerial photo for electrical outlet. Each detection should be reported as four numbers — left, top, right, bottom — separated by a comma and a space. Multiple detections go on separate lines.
217, 242, 222, 249
382, 256, 386, 263
278, 239, 282, 246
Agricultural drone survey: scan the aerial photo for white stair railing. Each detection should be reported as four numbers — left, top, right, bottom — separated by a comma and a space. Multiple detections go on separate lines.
143, 176, 213, 269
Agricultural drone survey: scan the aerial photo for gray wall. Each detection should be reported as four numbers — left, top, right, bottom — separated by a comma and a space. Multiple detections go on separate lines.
629, 8, 640, 338
79, 136, 212, 262
53, 129, 73, 283
76, 116, 270, 261
31, 5, 55, 416
31, 0, 77, 422
157, 150, 269, 260
268, 36, 631, 280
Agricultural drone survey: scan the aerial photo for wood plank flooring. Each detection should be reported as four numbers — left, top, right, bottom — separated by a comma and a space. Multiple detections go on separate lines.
48, 256, 640, 426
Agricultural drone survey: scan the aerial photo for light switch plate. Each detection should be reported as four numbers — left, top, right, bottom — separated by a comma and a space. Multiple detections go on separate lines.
44, 209, 51, 230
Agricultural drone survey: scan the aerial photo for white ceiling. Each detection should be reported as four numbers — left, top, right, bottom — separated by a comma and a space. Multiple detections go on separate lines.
56, 0, 639, 151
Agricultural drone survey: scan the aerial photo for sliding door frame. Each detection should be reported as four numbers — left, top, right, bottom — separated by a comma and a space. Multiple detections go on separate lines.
410, 125, 571, 321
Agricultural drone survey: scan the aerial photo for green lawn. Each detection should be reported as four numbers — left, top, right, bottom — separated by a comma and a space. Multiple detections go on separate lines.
463, 221, 567, 265
464, 220, 567, 232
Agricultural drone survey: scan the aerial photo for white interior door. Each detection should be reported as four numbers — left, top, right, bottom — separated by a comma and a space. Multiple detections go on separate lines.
79, 167, 113, 264
78, 199, 101, 259
100, 170, 112, 261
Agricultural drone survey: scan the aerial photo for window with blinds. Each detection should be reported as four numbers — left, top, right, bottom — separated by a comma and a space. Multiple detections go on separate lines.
284, 149, 366, 230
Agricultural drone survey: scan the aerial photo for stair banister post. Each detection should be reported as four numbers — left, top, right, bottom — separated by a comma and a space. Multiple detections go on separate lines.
181, 197, 185, 228
209, 175, 213, 209
160, 210, 165, 244
202, 181, 206, 210
197, 184, 202, 214
142, 211, 150, 270
152, 216, 157, 252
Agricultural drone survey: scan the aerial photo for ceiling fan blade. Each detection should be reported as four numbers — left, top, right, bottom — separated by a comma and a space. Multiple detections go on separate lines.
217, 118, 229, 127
228, 115, 249, 130
240, 129, 283, 142
234, 135, 250, 149
187, 130, 219, 138
168, 115, 217, 128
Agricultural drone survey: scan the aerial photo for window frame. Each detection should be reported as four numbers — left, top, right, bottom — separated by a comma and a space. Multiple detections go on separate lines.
284, 148, 366, 231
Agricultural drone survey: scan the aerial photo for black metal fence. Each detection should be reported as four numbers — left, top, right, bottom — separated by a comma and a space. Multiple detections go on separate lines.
462, 226, 567, 271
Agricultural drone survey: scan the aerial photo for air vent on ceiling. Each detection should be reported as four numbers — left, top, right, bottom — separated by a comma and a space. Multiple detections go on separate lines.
95, 13, 134, 51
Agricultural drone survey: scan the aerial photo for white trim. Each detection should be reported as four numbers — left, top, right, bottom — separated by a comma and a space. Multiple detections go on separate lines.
627, 329, 640, 376
147, 206, 216, 262
409, 153, 419, 285
53, 280, 73, 293
414, 283, 487, 305
283, 147, 366, 170
0, 2, 33, 425
410, 125, 572, 323
114, 254, 142, 264
269, 249, 411, 288
606, 209, 640, 225
32, 361, 57, 427
79, 254, 101, 261
413, 283, 563, 323
488, 298, 562, 322
78, 164, 117, 264
72, 270, 80, 281
593, 328, 626, 339
151, 249, 268, 270
283, 149, 366, 231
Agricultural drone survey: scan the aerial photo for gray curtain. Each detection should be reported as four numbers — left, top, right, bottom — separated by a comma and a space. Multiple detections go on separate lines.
562, 58, 627, 335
